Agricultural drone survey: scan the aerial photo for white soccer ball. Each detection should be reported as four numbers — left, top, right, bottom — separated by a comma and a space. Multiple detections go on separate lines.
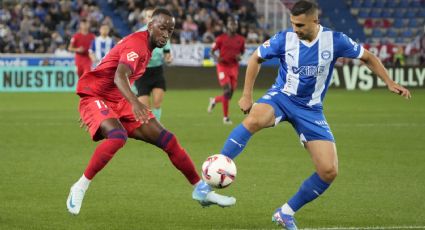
201, 154, 237, 188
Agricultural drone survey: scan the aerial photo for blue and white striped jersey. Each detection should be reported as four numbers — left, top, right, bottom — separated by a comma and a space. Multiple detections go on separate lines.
90, 36, 115, 62
258, 25, 364, 108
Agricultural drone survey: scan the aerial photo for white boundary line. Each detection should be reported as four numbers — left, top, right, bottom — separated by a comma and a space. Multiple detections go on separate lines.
301, 226, 425, 230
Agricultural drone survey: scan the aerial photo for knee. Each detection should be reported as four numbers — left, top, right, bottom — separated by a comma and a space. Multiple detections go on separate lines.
243, 115, 266, 133
106, 129, 128, 146
318, 164, 338, 183
223, 88, 233, 99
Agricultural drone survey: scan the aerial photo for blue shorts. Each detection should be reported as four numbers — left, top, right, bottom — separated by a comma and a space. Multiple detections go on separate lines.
256, 89, 335, 144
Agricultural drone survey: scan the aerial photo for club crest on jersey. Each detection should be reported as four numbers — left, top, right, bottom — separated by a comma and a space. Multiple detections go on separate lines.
127, 51, 139, 61
292, 66, 325, 76
262, 40, 270, 48
321, 50, 331, 60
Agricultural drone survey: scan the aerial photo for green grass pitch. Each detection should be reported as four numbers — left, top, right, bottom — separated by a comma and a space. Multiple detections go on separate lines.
0, 89, 424, 229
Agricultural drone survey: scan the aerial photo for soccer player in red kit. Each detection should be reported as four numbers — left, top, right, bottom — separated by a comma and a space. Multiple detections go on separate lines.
68, 19, 95, 78
208, 17, 245, 125
66, 9, 236, 215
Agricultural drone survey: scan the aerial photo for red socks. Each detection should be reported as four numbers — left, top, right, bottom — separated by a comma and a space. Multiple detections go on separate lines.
156, 130, 200, 185
84, 129, 127, 180
214, 95, 229, 118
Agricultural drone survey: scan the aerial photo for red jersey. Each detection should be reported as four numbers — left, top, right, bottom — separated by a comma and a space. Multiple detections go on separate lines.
70, 32, 95, 63
77, 31, 153, 103
212, 33, 245, 66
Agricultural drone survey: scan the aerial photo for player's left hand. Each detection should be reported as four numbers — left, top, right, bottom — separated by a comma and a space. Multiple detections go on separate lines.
387, 82, 411, 99
132, 101, 151, 124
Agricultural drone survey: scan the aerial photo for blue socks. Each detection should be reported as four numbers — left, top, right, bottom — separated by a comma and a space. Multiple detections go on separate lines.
221, 124, 252, 159
287, 172, 330, 212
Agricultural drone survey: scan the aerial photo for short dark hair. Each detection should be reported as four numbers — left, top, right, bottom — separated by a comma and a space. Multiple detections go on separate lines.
290, 0, 318, 16
152, 8, 173, 18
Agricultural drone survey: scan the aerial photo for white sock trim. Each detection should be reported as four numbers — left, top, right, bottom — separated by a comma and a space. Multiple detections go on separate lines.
281, 203, 295, 216
76, 174, 91, 190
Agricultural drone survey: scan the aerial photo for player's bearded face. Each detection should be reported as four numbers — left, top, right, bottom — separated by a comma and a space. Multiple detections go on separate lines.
290, 14, 319, 41
148, 15, 175, 48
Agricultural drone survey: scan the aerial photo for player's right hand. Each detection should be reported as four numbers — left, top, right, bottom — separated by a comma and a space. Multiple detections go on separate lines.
238, 96, 253, 114
132, 101, 151, 124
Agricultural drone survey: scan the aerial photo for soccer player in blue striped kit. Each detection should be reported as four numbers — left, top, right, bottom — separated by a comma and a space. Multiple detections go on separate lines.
218, 1, 411, 229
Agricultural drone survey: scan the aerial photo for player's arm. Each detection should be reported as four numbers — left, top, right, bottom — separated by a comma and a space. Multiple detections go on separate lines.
68, 37, 84, 53
360, 49, 411, 99
239, 48, 265, 114
89, 40, 98, 63
210, 38, 221, 62
114, 63, 150, 123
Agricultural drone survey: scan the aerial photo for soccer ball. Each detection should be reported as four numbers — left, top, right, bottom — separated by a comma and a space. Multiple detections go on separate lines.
201, 154, 237, 188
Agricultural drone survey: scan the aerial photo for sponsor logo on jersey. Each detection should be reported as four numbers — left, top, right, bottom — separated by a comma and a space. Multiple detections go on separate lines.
315, 120, 328, 126
292, 66, 325, 76
127, 51, 139, 61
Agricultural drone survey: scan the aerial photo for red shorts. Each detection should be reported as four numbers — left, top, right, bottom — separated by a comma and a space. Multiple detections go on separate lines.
76, 63, 91, 78
216, 64, 239, 90
79, 96, 155, 141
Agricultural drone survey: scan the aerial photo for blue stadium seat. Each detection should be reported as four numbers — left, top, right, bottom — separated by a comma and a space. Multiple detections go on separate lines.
402, 28, 413, 37
399, 0, 410, 7
358, 8, 369, 18
363, 0, 375, 7
408, 18, 418, 27
370, 9, 381, 18
393, 18, 404, 28
387, 0, 398, 8
372, 28, 383, 37
393, 9, 405, 18
387, 28, 399, 37
411, 0, 423, 7
405, 9, 417, 18
418, 9, 425, 17
351, 0, 363, 8
381, 9, 393, 18
375, 0, 386, 7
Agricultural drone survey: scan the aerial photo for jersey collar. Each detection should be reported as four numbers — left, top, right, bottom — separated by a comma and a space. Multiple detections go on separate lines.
300, 25, 323, 48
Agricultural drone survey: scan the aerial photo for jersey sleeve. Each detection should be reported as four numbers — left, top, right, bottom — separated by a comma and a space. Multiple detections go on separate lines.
70, 34, 78, 47
118, 46, 146, 73
258, 32, 284, 59
212, 36, 221, 51
334, 32, 364, 59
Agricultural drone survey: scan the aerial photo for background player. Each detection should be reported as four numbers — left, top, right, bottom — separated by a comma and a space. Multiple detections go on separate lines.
89, 24, 115, 68
135, 7, 173, 122
208, 17, 245, 125
216, 1, 411, 229
66, 9, 235, 215
68, 19, 95, 78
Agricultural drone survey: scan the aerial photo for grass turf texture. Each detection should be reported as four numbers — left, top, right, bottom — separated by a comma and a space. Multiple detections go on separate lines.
0, 89, 424, 229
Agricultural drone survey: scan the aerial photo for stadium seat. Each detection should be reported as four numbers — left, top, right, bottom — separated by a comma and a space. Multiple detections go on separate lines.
363, 0, 375, 8
387, 28, 399, 37
374, 0, 386, 7
405, 9, 417, 18
381, 9, 393, 18
370, 9, 381, 18
418, 9, 425, 17
393, 9, 405, 18
351, 0, 363, 8
401, 28, 413, 38
387, 0, 398, 8
399, 0, 410, 7
358, 8, 370, 18
372, 28, 383, 37
411, 0, 422, 7
393, 18, 404, 28
408, 18, 418, 27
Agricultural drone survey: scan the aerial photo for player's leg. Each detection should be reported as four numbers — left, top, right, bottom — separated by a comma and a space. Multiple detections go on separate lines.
273, 108, 336, 229
151, 88, 165, 121
274, 141, 336, 230
129, 118, 236, 207
67, 98, 128, 215
221, 103, 275, 159
208, 66, 227, 114
221, 83, 233, 124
